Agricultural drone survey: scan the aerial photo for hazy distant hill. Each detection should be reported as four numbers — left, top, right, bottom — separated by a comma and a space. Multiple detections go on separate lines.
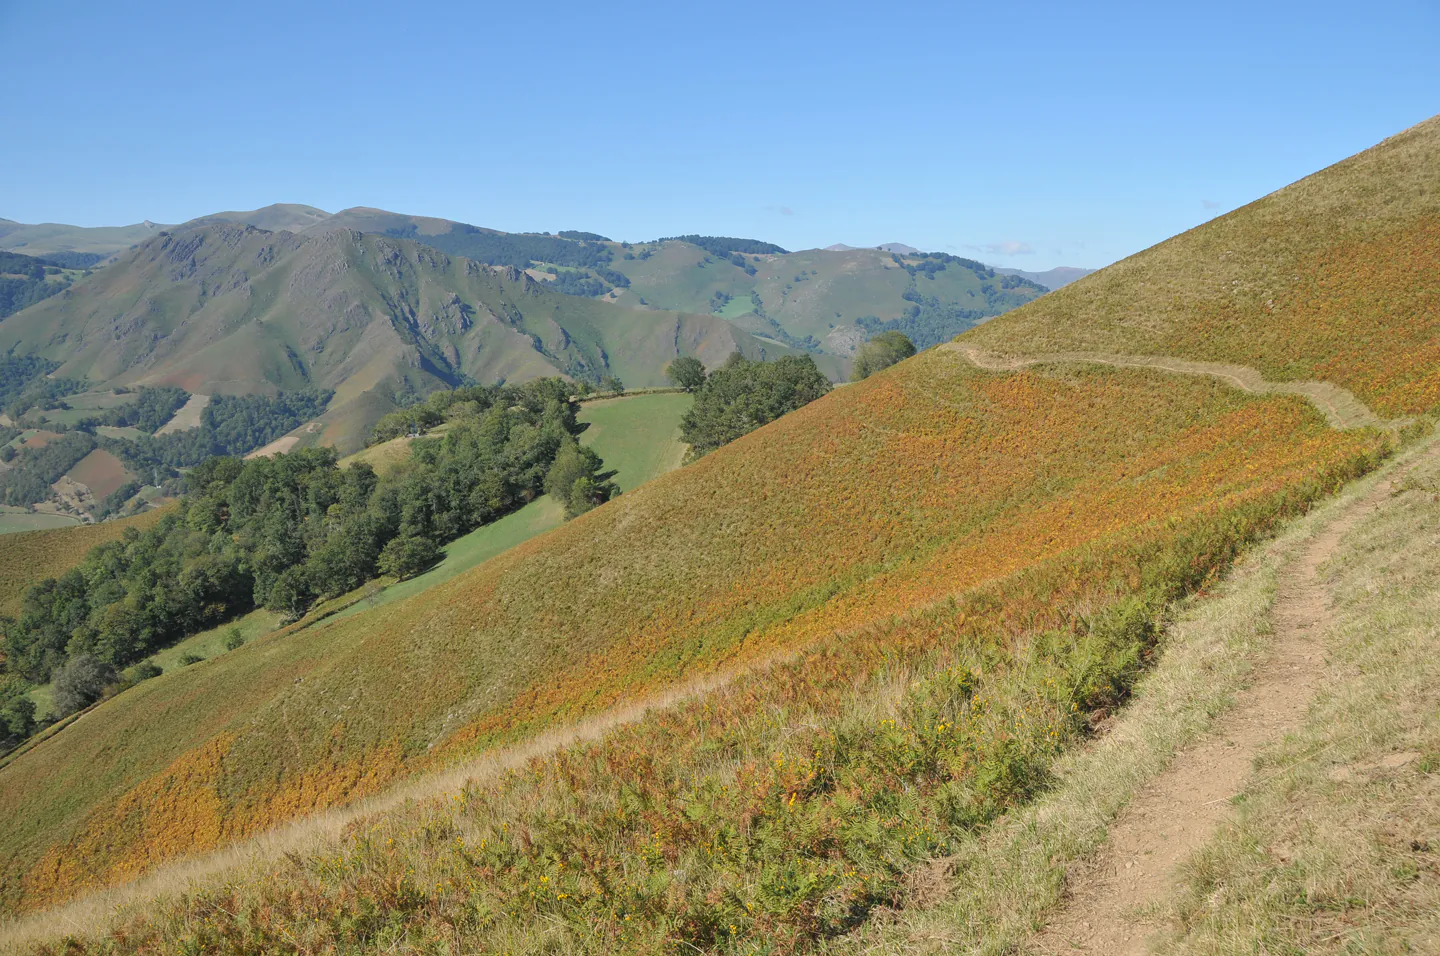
823, 242, 920, 254
190, 203, 334, 232
0, 217, 168, 258
0, 222, 804, 450
992, 265, 1094, 290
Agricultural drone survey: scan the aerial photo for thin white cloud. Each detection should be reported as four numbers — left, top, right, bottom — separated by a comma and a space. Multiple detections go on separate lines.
985, 241, 1035, 256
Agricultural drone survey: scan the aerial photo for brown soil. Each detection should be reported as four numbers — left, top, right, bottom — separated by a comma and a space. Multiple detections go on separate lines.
1029, 447, 1424, 954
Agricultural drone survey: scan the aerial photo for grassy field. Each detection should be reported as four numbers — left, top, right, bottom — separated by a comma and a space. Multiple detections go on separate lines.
65, 449, 132, 500
574, 391, 690, 491
0, 511, 80, 534
331, 497, 565, 622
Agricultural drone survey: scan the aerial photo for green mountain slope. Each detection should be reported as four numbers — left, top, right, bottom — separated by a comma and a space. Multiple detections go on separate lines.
0, 223, 803, 451
0, 218, 167, 258
5, 113, 1434, 933
307, 209, 1052, 354
4, 205, 1055, 360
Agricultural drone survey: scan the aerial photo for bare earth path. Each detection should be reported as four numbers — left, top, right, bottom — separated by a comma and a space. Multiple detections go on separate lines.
1024, 421, 1425, 954
938, 343, 1388, 430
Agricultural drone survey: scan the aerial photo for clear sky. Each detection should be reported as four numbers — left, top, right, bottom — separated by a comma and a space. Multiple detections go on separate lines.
1, 0, 1436, 269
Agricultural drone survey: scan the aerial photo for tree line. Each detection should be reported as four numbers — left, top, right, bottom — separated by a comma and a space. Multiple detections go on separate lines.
0, 377, 615, 749
655, 235, 788, 257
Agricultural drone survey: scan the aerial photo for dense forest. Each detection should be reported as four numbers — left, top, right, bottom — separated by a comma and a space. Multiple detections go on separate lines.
0, 355, 86, 418
0, 377, 613, 744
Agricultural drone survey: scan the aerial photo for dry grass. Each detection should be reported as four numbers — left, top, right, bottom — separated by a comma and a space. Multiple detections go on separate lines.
0, 508, 169, 616
965, 115, 1440, 418
1154, 433, 1440, 953
824, 435, 1431, 955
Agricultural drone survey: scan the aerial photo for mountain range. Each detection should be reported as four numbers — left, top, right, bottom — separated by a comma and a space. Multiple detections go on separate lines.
0, 223, 800, 451
0, 205, 1076, 448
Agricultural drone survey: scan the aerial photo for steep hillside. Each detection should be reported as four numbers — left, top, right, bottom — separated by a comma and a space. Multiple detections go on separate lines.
966, 115, 1440, 418
301, 208, 1051, 355
2, 118, 1436, 951
993, 265, 1094, 289
605, 243, 1047, 352
0, 352, 1379, 916
0, 224, 796, 451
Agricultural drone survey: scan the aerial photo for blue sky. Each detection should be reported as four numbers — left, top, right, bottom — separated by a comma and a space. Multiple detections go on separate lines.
1, 0, 1436, 269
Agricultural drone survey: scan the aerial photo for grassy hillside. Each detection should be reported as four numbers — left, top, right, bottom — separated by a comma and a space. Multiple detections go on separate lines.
0, 250, 91, 319
573, 392, 690, 491
332, 391, 691, 619
606, 244, 1047, 353
965, 115, 1440, 419
0, 352, 1380, 916
2, 118, 1437, 951
0, 218, 166, 258
303, 208, 1049, 357
0, 224, 793, 452
0, 508, 169, 616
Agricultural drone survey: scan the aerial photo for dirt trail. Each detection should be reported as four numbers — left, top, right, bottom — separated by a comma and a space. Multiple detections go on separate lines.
1029, 445, 1424, 955
939, 343, 1389, 431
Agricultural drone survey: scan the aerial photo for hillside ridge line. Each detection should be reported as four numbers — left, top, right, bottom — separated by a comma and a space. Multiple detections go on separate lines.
939, 343, 1389, 430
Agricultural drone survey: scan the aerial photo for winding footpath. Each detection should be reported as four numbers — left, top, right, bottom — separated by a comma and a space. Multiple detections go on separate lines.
940, 340, 1414, 953
939, 343, 1389, 431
